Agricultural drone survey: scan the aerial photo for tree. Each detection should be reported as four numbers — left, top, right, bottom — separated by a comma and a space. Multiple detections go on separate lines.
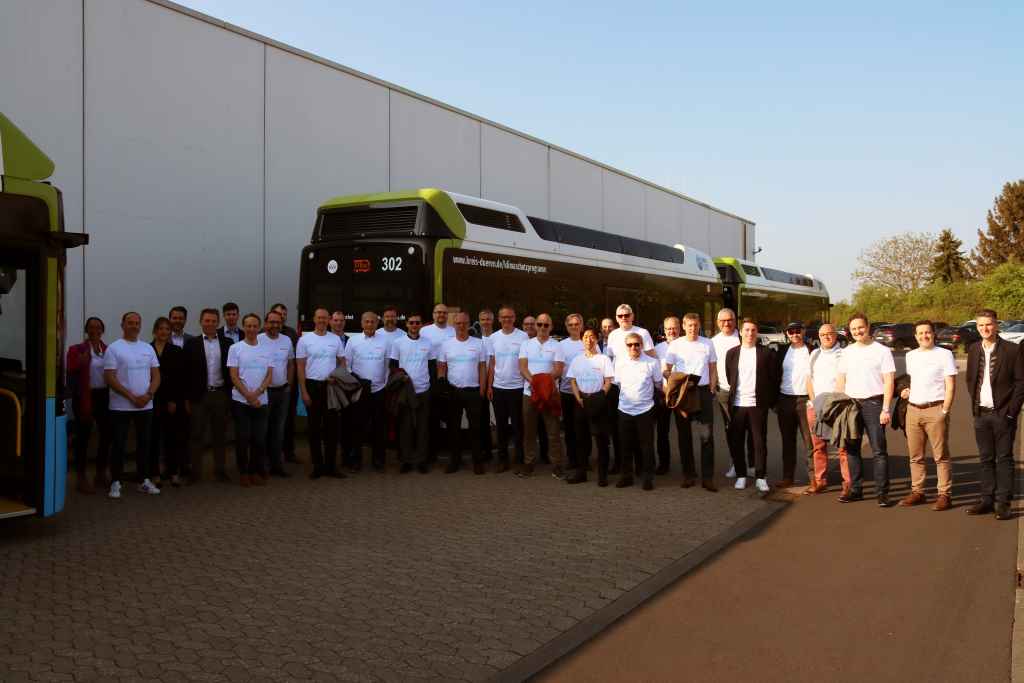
979, 261, 1024, 319
928, 228, 971, 284
851, 232, 937, 294
972, 180, 1024, 275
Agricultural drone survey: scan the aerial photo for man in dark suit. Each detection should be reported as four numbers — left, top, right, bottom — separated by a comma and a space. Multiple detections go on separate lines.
725, 318, 778, 493
965, 308, 1024, 520
183, 307, 233, 483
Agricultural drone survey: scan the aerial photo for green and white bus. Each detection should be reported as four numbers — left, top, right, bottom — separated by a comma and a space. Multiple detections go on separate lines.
714, 256, 830, 329
298, 189, 724, 336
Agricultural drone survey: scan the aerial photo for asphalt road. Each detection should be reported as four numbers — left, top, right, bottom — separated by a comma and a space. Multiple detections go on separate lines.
540, 375, 1018, 683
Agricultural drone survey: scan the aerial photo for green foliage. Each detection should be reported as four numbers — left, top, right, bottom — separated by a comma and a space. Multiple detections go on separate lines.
928, 228, 971, 284
836, 279, 986, 326
978, 262, 1024, 319
972, 180, 1024, 276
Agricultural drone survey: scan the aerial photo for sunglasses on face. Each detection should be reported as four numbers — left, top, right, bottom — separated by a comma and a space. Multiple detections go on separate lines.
626, 342, 641, 348
788, 329, 804, 334
617, 313, 631, 318
536, 322, 551, 328
407, 320, 422, 325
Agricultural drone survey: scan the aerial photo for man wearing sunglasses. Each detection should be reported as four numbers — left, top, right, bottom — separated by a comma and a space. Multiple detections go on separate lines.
518, 313, 566, 478
773, 321, 813, 489
605, 304, 656, 474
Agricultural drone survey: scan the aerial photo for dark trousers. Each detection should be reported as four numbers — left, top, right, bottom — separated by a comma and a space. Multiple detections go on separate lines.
349, 383, 387, 468
974, 410, 1016, 505
265, 386, 289, 472
231, 402, 269, 475
573, 395, 611, 479
189, 389, 229, 477
283, 380, 298, 458
728, 405, 768, 478
618, 408, 655, 481
305, 379, 338, 471
152, 404, 187, 478
72, 387, 111, 477
429, 386, 448, 461
448, 387, 484, 464
608, 384, 622, 468
110, 409, 153, 483
479, 395, 494, 460
675, 386, 715, 480
655, 400, 671, 471
560, 392, 579, 469
776, 394, 813, 481
844, 396, 888, 496
492, 387, 524, 464
717, 388, 754, 468
399, 390, 431, 464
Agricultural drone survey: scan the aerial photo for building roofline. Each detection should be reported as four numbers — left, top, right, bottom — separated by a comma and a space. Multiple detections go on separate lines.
147, 0, 756, 226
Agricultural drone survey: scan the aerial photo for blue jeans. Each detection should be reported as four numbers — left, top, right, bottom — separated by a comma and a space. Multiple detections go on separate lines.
231, 402, 269, 475
265, 387, 290, 472
844, 396, 889, 497
110, 409, 153, 483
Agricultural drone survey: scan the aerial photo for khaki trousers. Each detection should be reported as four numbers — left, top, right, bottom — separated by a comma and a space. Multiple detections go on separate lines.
906, 404, 952, 496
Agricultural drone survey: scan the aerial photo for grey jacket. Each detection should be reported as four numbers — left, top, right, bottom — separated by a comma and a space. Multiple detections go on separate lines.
326, 366, 363, 410
813, 391, 861, 447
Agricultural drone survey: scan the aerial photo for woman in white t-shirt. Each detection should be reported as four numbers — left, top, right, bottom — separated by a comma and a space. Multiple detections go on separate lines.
227, 313, 273, 487
567, 328, 614, 486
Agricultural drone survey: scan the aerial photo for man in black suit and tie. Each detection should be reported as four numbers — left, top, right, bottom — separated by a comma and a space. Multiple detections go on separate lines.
183, 307, 233, 483
725, 319, 778, 494
965, 308, 1024, 520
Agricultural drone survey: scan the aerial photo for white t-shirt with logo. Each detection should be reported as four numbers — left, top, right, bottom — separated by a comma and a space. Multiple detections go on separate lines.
837, 341, 896, 399
104, 339, 160, 411
906, 346, 957, 405
614, 356, 662, 416
376, 327, 407, 350
567, 353, 614, 395
295, 331, 344, 381
421, 324, 455, 355
390, 335, 436, 394
558, 338, 585, 394
489, 328, 529, 390
810, 346, 843, 397
256, 333, 294, 388
227, 340, 272, 406
344, 332, 391, 393
664, 336, 717, 386
439, 337, 487, 388
712, 332, 740, 390
733, 346, 758, 407
519, 338, 565, 397
780, 345, 812, 396
605, 326, 655, 378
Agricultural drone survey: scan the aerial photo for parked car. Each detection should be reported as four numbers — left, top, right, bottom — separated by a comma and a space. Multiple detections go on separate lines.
873, 323, 917, 350
758, 325, 786, 350
999, 322, 1024, 344
999, 319, 1024, 332
937, 322, 980, 351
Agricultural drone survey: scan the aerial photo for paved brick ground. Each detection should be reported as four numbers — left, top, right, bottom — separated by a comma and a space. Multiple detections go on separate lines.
0, 447, 770, 682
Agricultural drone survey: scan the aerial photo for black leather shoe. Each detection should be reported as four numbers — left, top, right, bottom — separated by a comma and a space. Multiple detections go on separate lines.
473, 462, 486, 475
966, 501, 994, 515
270, 468, 290, 478
400, 463, 414, 474
417, 463, 431, 474
309, 467, 323, 480
327, 470, 347, 479
877, 494, 892, 508
642, 479, 654, 491
615, 477, 634, 488
597, 478, 608, 487
655, 463, 669, 476
445, 461, 461, 474
995, 503, 1012, 520
566, 472, 587, 485
838, 490, 863, 503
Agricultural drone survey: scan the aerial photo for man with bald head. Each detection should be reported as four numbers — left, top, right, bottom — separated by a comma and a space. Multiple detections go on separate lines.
342, 311, 391, 471
806, 323, 849, 495
518, 313, 566, 477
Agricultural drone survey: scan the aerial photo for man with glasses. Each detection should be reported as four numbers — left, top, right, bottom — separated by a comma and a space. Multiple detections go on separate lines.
605, 304, 656, 474
614, 332, 662, 490
712, 308, 752, 478
437, 312, 488, 474
523, 315, 538, 339
806, 323, 848, 495
488, 306, 529, 472
773, 321, 813, 489
664, 312, 718, 490
390, 312, 435, 473
519, 313, 566, 478
835, 313, 896, 506
559, 314, 586, 471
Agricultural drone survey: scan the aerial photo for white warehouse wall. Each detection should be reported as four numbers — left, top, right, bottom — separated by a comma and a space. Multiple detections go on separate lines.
1, 0, 754, 338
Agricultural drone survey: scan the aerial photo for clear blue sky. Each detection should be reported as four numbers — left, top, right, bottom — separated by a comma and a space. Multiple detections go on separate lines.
180, 0, 1023, 301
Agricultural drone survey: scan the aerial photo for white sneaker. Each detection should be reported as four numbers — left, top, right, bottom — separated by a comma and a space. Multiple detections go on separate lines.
734, 477, 747, 490
108, 481, 121, 499
725, 465, 737, 478
138, 478, 161, 495
755, 478, 770, 493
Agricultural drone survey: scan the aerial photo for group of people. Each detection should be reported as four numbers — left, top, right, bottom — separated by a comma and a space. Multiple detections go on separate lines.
67, 300, 1020, 520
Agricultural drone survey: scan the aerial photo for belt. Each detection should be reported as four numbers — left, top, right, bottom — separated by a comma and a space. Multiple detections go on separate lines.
977, 405, 996, 413
207, 385, 223, 392
269, 384, 289, 391
782, 393, 809, 399
909, 400, 943, 409
854, 394, 884, 402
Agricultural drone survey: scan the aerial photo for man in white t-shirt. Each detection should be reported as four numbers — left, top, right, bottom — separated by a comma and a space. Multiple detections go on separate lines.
103, 311, 161, 499
488, 306, 530, 471
835, 313, 896, 506
296, 308, 346, 479
518, 313, 566, 478
613, 332, 663, 490
712, 308, 754, 478
724, 319, 776, 493
342, 311, 392, 471
422, 303, 456, 463
258, 309, 295, 478
773, 321, 813, 489
377, 305, 408, 347
605, 304, 656, 474
898, 320, 958, 510
438, 312, 488, 474
476, 308, 496, 461
663, 312, 718, 489
559, 314, 586, 472
653, 316, 681, 475
806, 323, 848, 495
389, 312, 436, 473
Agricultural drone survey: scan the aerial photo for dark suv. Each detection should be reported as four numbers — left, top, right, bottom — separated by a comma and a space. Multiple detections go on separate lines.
873, 323, 917, 350
937, 323, 980, 351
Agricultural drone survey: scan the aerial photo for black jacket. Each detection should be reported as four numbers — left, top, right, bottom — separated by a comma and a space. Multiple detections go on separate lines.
725, 344, 778, 409
965, 337, 1024, 418
182, 334, 232, 402
773, 343, 811, 396
151, 341, 185, 408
